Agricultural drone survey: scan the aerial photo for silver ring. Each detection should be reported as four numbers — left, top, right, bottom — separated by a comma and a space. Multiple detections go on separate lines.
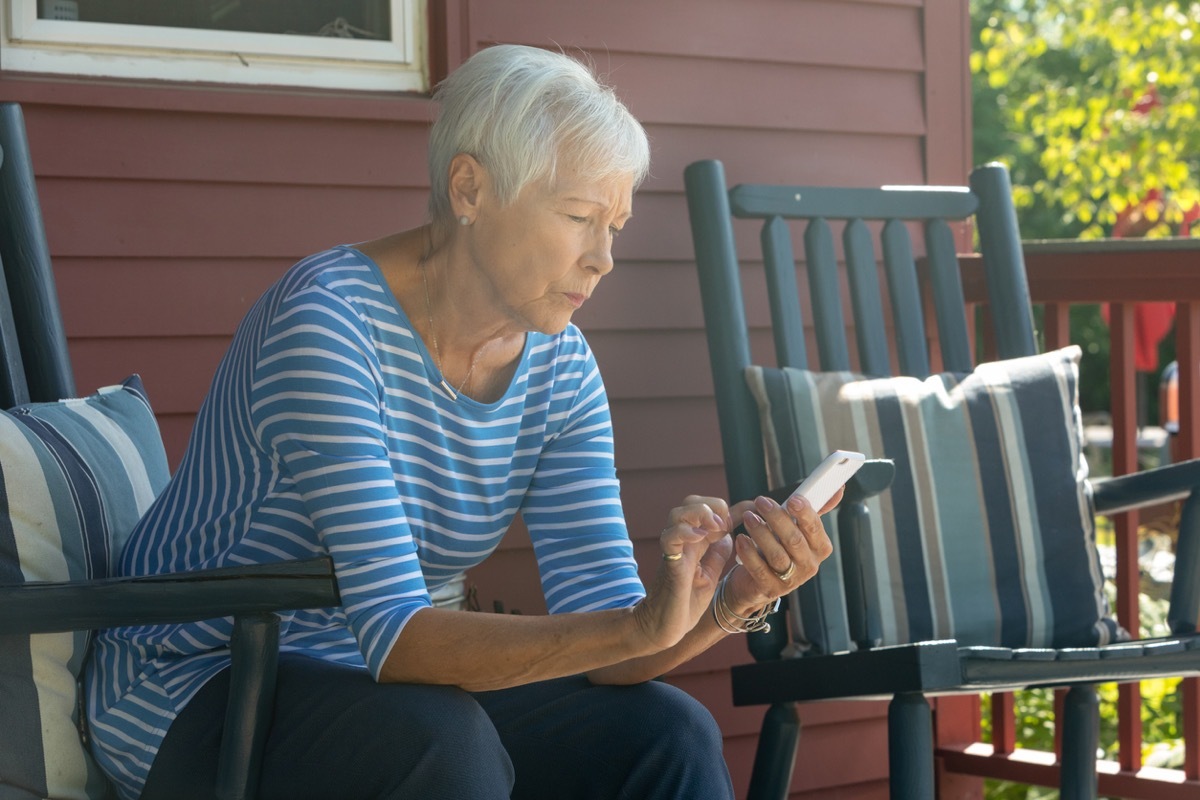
774, 561, 796, 582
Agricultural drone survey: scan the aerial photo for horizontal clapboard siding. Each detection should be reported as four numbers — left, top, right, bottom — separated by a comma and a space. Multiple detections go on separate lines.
0, 1, 970, 795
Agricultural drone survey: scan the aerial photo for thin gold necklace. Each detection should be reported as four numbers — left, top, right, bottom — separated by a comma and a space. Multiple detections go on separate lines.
419, 260, 482, 401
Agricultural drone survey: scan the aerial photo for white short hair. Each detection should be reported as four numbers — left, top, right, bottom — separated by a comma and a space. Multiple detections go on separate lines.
428, 45, 651, 224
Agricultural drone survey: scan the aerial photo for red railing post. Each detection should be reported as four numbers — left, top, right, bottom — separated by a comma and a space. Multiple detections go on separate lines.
992, 693, 1016, 755
1043, 302, 1071, 351
1109, 302, 1145, 773
1177, 302, 1200, 781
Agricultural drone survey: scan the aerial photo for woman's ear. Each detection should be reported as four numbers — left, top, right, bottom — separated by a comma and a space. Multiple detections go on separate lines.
448, 153, 487, 223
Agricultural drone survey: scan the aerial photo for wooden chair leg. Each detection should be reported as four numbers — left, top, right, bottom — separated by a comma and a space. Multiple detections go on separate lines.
746, 702, 801, 800
888, 691, 934, 800
216, 613, 281, 800
1060, 684, 1100, 800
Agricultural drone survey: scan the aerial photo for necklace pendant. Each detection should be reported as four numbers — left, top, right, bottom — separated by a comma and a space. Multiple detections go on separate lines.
438, 378, 458, 401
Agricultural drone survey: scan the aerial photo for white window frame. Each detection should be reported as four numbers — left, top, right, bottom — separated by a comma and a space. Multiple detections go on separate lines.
0, 0, 426, 92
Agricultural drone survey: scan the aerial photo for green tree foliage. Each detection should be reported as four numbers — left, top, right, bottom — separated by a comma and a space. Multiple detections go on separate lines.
972, 1, 1199, 416
973, 0, 1200, 240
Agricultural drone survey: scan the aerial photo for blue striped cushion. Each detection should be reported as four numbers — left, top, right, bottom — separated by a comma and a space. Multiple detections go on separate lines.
745, 346, 1125, 650
0, 375, 168, 800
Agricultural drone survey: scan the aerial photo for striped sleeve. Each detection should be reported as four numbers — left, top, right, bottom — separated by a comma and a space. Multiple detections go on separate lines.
250, 283, 429, 680
522, 341, 645, 614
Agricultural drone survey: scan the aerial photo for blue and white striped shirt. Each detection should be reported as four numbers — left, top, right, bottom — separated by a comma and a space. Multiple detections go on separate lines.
86, 246, 645, 798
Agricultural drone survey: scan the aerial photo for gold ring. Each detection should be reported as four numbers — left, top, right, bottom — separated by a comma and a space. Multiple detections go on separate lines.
775, 561, 796, 582
662, 551, 684, 562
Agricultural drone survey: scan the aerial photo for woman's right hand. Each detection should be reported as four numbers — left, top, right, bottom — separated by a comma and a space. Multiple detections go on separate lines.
720, 491, 836, 618
632, 496, 734, 650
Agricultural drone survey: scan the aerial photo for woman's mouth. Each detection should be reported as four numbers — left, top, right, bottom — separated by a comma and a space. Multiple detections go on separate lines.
563, 292, 587, 309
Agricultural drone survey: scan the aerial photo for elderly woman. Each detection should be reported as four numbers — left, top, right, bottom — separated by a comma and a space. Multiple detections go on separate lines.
86, 45, 837, 800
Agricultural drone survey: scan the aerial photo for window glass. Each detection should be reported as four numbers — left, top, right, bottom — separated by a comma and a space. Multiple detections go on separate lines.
6, 0, 424, 91
40, 0, 391, 40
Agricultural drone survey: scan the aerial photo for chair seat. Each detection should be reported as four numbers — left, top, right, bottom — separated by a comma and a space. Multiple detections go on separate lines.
958, 634, 1200, 690
731, 634, 1200, 705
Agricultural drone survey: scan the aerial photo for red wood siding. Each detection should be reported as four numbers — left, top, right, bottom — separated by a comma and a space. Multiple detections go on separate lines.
0, 1, 971, 796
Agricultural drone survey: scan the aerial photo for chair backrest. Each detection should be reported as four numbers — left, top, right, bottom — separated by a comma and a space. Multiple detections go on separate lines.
0, 101, 76, 407
685, 160, 1051, 656
686, 160, 1036, 505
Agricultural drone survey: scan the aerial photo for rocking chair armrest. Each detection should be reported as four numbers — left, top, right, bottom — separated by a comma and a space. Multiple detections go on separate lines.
1090, 458, 1200, 516
0, 556, 339, 634
843, 459, 896, 504
838, 460, 895, 651
1090, 459, 1200, 635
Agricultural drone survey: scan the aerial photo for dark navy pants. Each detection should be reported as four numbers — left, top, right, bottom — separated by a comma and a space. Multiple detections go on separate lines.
142, 653, 735, 800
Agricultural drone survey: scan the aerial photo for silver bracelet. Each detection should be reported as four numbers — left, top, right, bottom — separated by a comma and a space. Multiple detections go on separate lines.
710, 570, 781, 634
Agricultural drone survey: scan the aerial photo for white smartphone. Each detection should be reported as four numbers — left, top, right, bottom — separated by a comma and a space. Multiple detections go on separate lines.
733, 449, 866, 543
787, 449, 866, 511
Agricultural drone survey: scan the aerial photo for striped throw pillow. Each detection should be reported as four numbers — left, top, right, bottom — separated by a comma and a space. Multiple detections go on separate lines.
745, 346, 1124, 650
0, 375, 169, 800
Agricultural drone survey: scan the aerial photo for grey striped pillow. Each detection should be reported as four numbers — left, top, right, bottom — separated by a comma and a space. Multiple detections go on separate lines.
746, 346, 1124, 650
0, 375, 169, 800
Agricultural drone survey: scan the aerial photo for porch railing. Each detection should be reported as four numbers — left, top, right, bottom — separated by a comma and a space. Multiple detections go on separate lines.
940, 238, 1200, 799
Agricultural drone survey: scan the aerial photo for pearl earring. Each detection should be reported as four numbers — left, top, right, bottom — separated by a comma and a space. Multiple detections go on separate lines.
459, 215, 471, 226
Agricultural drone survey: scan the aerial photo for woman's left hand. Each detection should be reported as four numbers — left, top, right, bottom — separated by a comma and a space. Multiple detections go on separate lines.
721, 489, 840, 617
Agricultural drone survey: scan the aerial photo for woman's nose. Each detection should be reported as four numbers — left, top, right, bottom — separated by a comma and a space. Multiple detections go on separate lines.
585, 235, 615, 276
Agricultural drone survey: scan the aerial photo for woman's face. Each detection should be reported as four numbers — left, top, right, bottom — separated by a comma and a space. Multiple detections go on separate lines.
467, 161, 634, 336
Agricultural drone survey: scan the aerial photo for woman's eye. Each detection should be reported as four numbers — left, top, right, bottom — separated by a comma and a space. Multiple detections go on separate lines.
568, 215, 588, 223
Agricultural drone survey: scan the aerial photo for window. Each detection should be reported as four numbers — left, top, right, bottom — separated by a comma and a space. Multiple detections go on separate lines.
1, 0, 425, 92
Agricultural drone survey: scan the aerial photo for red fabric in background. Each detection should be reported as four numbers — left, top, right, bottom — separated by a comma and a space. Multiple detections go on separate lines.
1101, 184, 1197, 373
1100, 302, 1175, 372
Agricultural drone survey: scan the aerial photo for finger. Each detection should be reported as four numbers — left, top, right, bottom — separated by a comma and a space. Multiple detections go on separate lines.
782, 496, 834, 563
749, 496, 806, 574
667, 502, 729, 540
732, 528, 791, 594
728, 497, 783, 564
683, 495, 730, 517
697, 533, 733, 582
740, 510, 800, 587
680, 495, 733, 531
729, 499, 757, 521
658, 520, 716, 561
741, 501, 830, 588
